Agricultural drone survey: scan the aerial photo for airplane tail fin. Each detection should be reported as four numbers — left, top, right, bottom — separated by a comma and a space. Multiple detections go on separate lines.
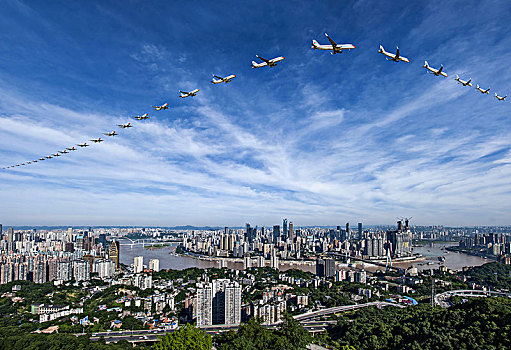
379, 45, 384, 53
423, 61, 428, 67
312, 40, 319, 48
476, 84, 480, 89
467, 78, 471, 83
251, 61, 258, 67
456, 75, 459, 79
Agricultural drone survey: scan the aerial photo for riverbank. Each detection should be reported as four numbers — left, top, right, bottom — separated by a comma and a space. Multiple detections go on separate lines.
446, 246, 498, 261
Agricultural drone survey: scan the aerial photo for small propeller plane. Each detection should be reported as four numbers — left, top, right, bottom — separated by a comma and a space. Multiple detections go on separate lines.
179, 89, 200, 98
77, 143, 90, 147
103, 131, 118, 137
33, 160, 38, 163
26, 161, 31, 164
60, 150, 69, 154
494, 93, 506, 101
133, 113, 149, 120
311, 33, 356, 54
251, 55, 285, 68
378, 45, 410, 63
90, 138, 104, 143
476, 85, 490, 94
66, 147, 77, 151
455, 75, 472, 87
153, 103, 169, 111
53, 153, 61, 157
118, 122, 133, 129
211, 74, 236, 84
46, 156, 53, 159
39, 158, 45, 161
423, 61, 448, 77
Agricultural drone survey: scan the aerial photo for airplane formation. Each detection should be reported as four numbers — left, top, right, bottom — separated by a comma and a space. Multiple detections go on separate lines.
2, 33, 508, 170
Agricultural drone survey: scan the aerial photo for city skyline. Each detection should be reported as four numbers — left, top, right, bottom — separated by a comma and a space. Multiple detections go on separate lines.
2, 1, 511, 226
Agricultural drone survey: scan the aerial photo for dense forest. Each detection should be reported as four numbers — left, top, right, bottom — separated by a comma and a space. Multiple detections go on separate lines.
327, 297, 511, 350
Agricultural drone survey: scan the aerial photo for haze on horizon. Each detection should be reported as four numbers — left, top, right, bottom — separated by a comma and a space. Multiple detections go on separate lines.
1, 0, 511, 227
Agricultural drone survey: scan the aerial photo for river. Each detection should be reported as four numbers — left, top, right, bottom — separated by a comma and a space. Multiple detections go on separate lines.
120, 241, 489, 273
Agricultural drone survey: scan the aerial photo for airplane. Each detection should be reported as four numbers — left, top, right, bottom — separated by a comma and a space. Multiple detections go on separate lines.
60, 150, 69, 154
179, 89, 200, 98
133, 113, 149, 120
39, 158, 45, 161
378, 45, 410, 63
103, 131, 118, 137
476, 84, 490, 94
311, 33, 356, 54
66, 147, 77, 151
21, 163, 25, 165
33, 160, 38, 163
152, 103, 169, 111
251, 55, 285, 68
455, 75, 472, 87
118, 122, 133, 129
15, 164, 20, 166
53, 153, 61, 157
46, 156, 53, 159
26, 161, 31, 164
211, 74, 236, 84
495, 93, 506, 101
90, 138, 104, 143
423, 61, 448, 77
77, 143, 90, 147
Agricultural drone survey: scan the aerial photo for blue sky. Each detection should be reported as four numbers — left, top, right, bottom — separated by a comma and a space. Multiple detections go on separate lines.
1, 0, 511, 226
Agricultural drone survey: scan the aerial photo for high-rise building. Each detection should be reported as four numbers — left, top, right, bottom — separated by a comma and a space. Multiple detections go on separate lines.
134, 256, 144, 273
196, 283, 213, 327
289, 222, 294, 242
282, 219, 288, 238
67, 228, 73, 243
316, 258, 335, 278
386, 221, 412, 257
345, 223, 350, 240
273, 225, 280, 243
358, 223, 363, 239
108, 241, 120, 269
149, 259, 160, 272
72, 260, 90, 282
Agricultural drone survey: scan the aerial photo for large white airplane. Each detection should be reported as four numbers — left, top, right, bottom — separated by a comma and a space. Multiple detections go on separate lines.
251, 55, 285, 68
118, 122, 133, 129
133, 113, 149, 120
211, 74, 236, 84
103, 131, 118, 137
423, 61, 448, 77
312, 33, 356, 54
153, 103, 169, 111
494, 93, 506, 101
455, 75, 472, 87
476, 84, 490, 94
378, 45, 410, 63
179, 89, 199, 98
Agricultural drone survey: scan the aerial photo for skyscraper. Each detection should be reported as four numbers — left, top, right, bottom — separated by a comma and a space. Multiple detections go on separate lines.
273, 225, 280, 243
149, 259, 160, 272
134, 256, 144, 273
289, 222, 294, 242
282, 219, 288, 238
196, 279, 241, 327
346, 223, 350, 240
108, 241, 120, 270
358, 223, 363, 239
315, 258, 335, 278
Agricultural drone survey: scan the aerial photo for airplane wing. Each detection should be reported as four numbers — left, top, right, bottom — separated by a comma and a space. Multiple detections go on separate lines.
395, 47, 400, 58
325, 33, 337, 47
213, 75, 223, 80
256, 55, 270, 63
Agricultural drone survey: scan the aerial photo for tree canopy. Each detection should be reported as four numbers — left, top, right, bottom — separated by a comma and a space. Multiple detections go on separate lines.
152, 324, 212, 350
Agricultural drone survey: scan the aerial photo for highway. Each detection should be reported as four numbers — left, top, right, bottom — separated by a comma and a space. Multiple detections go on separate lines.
85, 302, 401, 344
434, 289, 511, 308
